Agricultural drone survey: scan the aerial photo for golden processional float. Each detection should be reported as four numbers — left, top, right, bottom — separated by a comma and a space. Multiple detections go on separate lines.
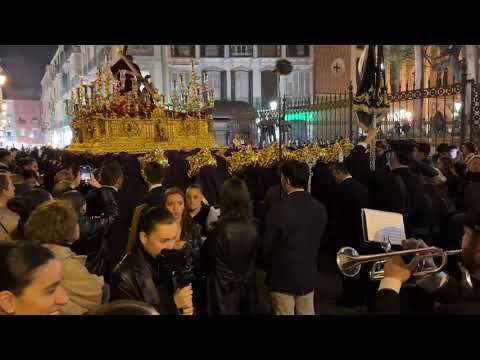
65, 48, 218, 154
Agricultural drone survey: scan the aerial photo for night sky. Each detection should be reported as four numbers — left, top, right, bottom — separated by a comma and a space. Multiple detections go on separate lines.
0, 45, 58, 100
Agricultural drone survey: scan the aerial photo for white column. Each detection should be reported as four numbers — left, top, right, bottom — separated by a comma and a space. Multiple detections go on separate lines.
309, 68, 314, 98
224, 45, 229, 58
195, 45, 200, 58
466, 45, 478, 82
253, 67, 261, 101
253, 45, 258, 58
281, 45, 287, 58
226, 67, 232, 100
465, 45, 478, 129
280, 74, 288, 97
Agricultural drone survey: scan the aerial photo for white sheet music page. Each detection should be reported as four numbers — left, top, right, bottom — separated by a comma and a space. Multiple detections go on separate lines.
361, 208, 405, 245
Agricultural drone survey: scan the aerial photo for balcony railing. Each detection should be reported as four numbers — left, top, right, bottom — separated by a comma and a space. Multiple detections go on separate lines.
257, 45, 281, 57
229, 45, 253, 57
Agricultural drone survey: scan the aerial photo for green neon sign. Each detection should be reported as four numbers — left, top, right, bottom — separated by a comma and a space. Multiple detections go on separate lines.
284, 111, 316, 122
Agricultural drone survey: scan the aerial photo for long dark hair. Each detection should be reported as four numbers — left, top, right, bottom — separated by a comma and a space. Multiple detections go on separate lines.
127, 205, 175, 253
0, 242, 55, 295
164, 187, 198, 243
219, 177, 252, 222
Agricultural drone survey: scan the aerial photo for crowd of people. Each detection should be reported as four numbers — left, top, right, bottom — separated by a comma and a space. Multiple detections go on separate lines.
0, 131, 479, 315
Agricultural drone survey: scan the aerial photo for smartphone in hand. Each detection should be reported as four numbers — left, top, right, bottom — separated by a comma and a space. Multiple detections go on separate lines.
79, 165, 92, 185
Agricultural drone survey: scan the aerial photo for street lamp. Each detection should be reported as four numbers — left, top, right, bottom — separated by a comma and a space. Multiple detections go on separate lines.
269, 101, 278, 111
0, 68, 8, 142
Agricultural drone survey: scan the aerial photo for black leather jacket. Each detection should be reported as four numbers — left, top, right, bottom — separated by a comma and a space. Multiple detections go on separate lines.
71, 187, 119, 256
202, 218, 258, 315
110, 247, 179, 315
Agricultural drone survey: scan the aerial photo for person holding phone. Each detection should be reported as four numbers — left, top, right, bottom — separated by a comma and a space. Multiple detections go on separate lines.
68, 165, 102, 196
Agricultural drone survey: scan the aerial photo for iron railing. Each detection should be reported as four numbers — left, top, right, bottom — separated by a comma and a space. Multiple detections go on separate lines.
254, 74, 475, 148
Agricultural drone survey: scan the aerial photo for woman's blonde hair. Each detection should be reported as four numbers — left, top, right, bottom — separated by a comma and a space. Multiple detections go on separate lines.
24, 200, 78, 246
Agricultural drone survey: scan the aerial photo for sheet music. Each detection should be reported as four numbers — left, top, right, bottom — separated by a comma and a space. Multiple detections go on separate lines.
361, 208, 405, 245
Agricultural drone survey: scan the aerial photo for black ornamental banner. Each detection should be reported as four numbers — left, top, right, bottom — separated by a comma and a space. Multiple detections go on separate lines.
353, 45, 390, 130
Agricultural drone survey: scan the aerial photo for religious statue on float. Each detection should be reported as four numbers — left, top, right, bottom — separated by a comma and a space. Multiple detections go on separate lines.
65, 48, 218, 154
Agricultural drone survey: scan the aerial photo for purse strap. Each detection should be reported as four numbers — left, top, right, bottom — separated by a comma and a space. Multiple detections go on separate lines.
0, 220, 9, 235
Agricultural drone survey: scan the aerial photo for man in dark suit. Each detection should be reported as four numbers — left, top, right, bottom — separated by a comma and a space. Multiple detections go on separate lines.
261, 160, 327, 315
142, 161, 168, 207
330, 162, 374, 307
86, 162, 124, 283
388, 141, 434, 239
345, 129, 432, 239
371, 211, 480, 314
345, 129, 409, 223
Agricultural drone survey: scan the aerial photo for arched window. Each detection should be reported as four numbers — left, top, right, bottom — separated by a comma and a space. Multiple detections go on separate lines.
286, 70, 311, 98
204, 70, 222, 99
234, 70, 250, 102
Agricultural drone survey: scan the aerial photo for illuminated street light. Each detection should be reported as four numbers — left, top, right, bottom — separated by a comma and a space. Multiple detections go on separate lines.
1, 103, 6, 111
269, 101, 278, 111
0, 74, 6, 86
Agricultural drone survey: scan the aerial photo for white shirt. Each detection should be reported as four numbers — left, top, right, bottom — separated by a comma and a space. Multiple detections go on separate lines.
149, 183, 163, 192
206, 207, 221, 230
378, 277, 402, 294
380, 272, 450, 295
287, 189, 305, 195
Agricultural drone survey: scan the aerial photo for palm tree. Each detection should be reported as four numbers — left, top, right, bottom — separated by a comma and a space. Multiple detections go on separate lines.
383, 45, 414, 93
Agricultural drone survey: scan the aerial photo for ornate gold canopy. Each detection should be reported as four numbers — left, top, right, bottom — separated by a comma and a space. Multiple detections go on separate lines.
65, 48, 218, 154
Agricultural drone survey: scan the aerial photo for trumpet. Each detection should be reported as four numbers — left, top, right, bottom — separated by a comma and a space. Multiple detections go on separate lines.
336, 246, 462, 281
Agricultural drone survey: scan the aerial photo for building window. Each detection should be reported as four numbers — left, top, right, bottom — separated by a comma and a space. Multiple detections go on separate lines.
287, 45, 310, 57
19, 129, 26, 137
201, 46, 224, 57
171, 45, 195, 57
6, 131, 12, 139
18, 117, 27, 125
234, 71, 250, 102
230, 45, 253, 57
286, 70, 311, 98
205, 71, 222, 100
258, 45, 281, 57
261, 70, 278, 105
128, 45, 154, 57
32, 129, 40, 140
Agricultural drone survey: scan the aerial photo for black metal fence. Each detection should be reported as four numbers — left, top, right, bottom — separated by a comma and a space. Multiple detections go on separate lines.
381, 81, 465, 147
254, 76, 475, 148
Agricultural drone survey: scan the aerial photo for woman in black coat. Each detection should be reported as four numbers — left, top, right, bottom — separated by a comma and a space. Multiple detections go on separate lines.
202, 177, 258, 315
